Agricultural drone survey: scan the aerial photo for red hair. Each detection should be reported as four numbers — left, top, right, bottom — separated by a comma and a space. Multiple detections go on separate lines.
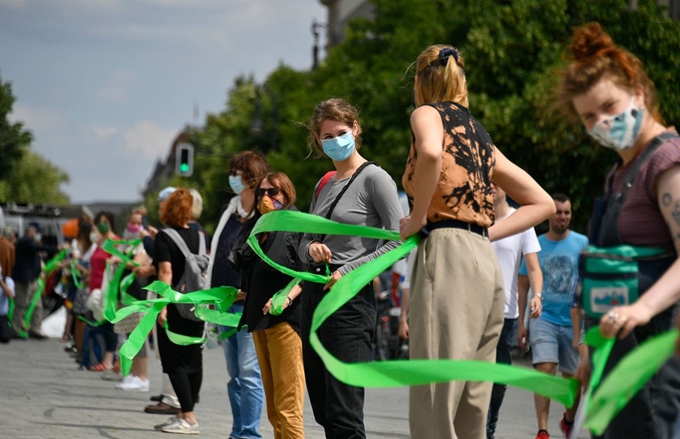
558, 22, 662, 123
160, 188, 193, 228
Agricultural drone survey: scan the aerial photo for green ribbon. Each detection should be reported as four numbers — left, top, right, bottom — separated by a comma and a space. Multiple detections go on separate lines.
111, 281, 239, 375
70, 261, 84, 290
99, 239, 141, 325
10, 249, 69, 337
246, 210, 579, 405
247, 210, 680, 433
583, 328, 679, 434
270, 278, 302, 316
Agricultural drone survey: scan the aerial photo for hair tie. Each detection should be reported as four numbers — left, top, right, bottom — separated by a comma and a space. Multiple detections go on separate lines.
438, 48, 459, 66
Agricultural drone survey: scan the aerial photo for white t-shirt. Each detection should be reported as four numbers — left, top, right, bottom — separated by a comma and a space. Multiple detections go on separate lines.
491, 208, 541, 319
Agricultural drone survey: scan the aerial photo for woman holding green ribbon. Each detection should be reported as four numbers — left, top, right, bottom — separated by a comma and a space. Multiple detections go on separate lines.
231, 171, 305, 439
556, 23, 680, 439
299, 98, 404, 439
86, 211, 120, 372
153, 188, 205, 435
400, 44, 555, 439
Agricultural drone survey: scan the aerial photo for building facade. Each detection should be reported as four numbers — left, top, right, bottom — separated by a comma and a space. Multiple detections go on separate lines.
319, 0, 375, 46
142, 130, 190, 199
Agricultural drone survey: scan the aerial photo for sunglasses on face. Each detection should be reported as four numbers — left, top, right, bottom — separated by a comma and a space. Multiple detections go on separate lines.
256, 187, 281, 198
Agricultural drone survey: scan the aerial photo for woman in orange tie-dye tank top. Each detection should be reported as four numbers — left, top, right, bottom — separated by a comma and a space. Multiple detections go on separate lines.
400, 44, 555, 439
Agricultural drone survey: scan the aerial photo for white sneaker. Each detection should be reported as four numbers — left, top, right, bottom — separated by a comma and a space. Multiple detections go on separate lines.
115, 375, 135, 389
160, 417, 199, 435
116, 376, 150, 392
155, 416, 179, 431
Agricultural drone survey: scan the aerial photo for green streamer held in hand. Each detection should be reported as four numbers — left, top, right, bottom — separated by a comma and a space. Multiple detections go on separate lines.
248, 210, 680, 433
16, 249, 69, 337
583, 328, 679, 435
111, 281, 240, 375
246, 210, 579, 406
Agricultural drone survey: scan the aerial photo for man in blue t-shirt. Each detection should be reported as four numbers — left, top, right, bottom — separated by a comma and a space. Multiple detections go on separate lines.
518, 193, 588, 439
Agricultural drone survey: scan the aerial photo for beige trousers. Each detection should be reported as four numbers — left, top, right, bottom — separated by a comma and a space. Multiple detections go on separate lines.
253, 322, 305, 439
409, 228, 504, 439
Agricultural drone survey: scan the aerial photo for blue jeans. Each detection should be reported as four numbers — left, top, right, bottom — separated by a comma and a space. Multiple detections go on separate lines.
221, 304, 264, 439
486, 318, 517, 438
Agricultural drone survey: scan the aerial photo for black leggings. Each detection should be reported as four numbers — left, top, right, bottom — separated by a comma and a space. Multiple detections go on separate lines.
168, 371, 203, 413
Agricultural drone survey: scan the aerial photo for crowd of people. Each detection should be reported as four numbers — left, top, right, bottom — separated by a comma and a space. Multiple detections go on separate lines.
1, 22, 680, 439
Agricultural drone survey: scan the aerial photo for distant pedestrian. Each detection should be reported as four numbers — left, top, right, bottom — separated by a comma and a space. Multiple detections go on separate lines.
11, 223, 58, 339
518, 194, 588, 439
0, 225, 16, 278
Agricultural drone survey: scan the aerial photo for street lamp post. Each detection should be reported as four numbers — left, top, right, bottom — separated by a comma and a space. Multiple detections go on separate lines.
311, 19, 333, 70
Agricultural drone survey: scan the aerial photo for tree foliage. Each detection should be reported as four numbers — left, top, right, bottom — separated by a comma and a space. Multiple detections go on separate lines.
174, 0, 680, 233
0, 74, 71, 205
0, 150, 70, 204
0, 75, 31, 181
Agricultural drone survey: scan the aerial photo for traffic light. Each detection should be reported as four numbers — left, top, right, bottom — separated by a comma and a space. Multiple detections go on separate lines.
175, 143, 194, 177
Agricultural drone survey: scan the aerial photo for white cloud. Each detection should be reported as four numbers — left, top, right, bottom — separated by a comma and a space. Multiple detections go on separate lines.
123, 121, 177, 159
91, 124, 118, 140
95, 69, 138, 103
8, 103, 66, 131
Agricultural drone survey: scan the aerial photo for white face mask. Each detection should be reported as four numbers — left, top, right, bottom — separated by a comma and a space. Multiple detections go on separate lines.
90, 232, 100, 243
34, 233, 42, 243
587, 96, 644, 151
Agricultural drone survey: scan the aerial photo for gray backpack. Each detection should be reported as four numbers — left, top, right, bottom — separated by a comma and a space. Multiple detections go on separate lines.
162, 228, 209, 322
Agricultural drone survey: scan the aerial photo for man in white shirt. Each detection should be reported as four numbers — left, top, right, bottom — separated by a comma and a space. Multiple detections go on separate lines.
486, 182, 544, 439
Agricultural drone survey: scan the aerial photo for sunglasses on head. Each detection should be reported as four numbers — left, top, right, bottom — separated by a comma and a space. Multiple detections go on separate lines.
256, 187, 281, 198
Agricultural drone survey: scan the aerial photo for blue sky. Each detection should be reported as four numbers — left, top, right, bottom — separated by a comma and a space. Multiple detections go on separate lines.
0, 0, 326, 203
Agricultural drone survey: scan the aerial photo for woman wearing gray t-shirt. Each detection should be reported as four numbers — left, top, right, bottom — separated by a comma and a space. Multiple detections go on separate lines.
299, 98, 403, 439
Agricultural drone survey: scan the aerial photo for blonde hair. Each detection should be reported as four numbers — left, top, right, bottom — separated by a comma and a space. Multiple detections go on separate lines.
306, 98, 363, 156
414, 44, 468, 108
188, 188, 203, 220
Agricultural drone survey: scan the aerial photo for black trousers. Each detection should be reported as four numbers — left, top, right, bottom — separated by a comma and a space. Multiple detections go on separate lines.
168, 371, 202, 413
0, 315, 11, 343
486, 318, 518, 438
301, 277, 376, 439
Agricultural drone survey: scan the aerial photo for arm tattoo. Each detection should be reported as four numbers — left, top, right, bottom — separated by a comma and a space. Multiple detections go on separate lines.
662, 192, 672, 207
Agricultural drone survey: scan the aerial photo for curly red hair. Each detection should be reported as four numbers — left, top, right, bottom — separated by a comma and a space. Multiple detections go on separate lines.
160, 188, 193, 228
558, 22, 662, 123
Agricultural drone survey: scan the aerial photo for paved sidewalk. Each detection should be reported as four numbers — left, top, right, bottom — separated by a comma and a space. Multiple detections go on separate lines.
0, 337, 587, 438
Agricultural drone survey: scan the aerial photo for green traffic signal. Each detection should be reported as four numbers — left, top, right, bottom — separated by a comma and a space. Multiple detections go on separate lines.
175, 143, 194, 177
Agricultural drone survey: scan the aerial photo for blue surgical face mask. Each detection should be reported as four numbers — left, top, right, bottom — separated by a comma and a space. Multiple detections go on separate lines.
321, 132, 355, 162
587, 96, 644, 151
229, 175, 245, 195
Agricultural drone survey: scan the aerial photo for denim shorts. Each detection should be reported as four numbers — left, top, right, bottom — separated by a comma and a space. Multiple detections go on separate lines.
529, 317, 579, 375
